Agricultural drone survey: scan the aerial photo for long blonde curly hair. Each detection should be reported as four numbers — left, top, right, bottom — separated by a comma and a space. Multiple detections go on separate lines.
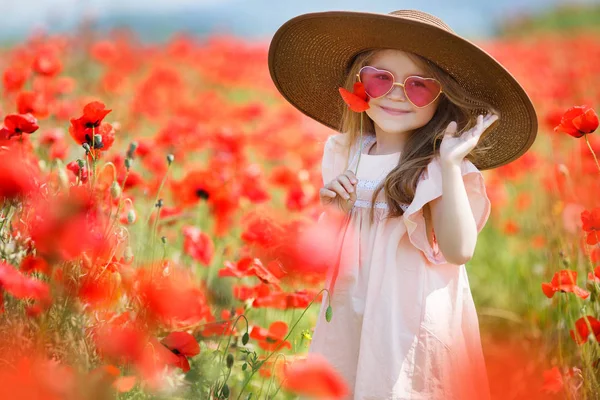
339, 49, 499, 225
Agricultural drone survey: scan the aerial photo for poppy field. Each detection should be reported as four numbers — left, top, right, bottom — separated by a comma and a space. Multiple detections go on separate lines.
0, 23, 599, 399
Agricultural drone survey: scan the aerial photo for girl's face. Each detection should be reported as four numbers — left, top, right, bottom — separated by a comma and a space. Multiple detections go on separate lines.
363, 49, 440, 135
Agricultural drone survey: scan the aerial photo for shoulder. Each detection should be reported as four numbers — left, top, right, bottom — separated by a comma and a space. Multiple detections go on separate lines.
323, 133, 351, 150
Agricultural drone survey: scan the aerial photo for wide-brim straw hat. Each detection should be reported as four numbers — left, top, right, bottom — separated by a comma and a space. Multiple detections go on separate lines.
268, 9, 538, 170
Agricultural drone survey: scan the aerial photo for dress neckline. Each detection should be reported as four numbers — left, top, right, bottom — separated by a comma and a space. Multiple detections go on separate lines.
361, 135, 402, 157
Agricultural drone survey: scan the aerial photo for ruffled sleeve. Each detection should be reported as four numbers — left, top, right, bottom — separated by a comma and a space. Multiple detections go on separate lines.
402, 156, 491, 265
321, 133, 351, 186
317, 133, 352, 224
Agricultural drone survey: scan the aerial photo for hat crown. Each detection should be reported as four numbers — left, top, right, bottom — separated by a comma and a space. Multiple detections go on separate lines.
388, 10, 454, 33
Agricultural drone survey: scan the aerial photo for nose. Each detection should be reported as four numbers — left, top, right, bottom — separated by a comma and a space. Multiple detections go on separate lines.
385, 83, 407, 102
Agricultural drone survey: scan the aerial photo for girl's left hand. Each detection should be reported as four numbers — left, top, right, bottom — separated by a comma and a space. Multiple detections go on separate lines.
439, 113, 499, 165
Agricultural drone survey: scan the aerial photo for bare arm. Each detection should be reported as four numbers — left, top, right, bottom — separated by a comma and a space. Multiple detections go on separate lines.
428, 160, 478, 265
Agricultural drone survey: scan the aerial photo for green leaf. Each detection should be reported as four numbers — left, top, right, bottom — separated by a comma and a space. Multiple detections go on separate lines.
242, 362, 247, 371
325, 305, 333, 322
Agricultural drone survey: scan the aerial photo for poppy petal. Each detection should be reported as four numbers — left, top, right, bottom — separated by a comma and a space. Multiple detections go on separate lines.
339, 88, 370, 113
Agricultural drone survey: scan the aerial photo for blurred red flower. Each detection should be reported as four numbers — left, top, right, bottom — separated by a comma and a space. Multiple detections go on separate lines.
280, 353, 349, 399
581, 207, 600, 245
541, 366, 563, 394
16, 91, 50, 118
570, 315, 600, 345
554, 105, 599, 138
32, 49, 63, 77
0, 152, 39, 200
0, 262, 51, 303
250, 321, 291, 352
2, 66, 29, 93
542, 270, 589, 299
182, 226, 215, 266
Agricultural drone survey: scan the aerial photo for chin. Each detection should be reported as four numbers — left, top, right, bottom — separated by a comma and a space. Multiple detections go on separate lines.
373, 120, 415, 135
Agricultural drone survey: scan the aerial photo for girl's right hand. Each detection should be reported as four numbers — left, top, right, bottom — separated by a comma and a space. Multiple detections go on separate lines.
319, 170, 358, 214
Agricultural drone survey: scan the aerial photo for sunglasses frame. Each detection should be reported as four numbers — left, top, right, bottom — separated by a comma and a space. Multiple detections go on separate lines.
356, 66, 444, 109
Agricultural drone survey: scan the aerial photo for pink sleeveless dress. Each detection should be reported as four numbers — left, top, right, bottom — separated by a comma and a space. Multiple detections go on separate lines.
308, 133, 492, 400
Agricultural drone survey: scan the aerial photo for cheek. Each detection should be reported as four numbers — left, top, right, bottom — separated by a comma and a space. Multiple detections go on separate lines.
414, 107, 436, 124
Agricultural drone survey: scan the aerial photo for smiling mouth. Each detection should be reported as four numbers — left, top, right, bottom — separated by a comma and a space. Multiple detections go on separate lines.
379, 105, 411, 115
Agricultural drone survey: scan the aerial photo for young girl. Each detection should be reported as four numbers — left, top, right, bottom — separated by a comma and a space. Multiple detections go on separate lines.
269, 9, 537, 400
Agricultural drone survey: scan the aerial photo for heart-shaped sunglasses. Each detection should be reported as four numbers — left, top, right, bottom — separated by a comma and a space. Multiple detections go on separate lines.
356, 66, 444, 108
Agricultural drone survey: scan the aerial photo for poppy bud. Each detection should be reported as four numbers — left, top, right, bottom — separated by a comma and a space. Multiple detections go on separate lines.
221, 384, 229, 398
226, 353, 234, 369
161, 236, 167, 244
127, 141, 138, 158
125, 158, 132, 170
127, 209, 136, 224
82, 143, 91, 153
110, 181, 121, 199
123, 246, 134, 263
77, 159, 85, 168
93, 134, 103, 149
242, 332, 249, 345
167, 154, 174, 165
326, 305, 333, 322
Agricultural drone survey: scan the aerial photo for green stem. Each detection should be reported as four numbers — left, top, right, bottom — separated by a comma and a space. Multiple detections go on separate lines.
235, 289, 331, 399
219, 315, 249, 366
584, 134, 600, 176
0, 204, 13, 235
354, 113, 363, 176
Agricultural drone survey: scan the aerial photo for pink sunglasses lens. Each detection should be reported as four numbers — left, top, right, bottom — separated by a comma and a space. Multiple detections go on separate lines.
359, 67, 394, 98
404, 77, 442, 107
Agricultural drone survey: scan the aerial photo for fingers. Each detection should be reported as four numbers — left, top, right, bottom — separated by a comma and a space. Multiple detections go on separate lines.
327, 179, 352, 200
445, 121, 458, 136
338, 174, 356, 194
343, 170, 358, 185
319, 187, 336, 199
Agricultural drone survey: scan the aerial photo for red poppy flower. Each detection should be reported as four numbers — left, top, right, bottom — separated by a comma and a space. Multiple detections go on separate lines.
339, 82, 370, 112
250, 321, 291, 352
541, 270, 589, 299
0, 152, 39, 200
160, 331, 200, 372
20, 255, 50, 275
16, 91, 50, 118
581, 208, 600, 245
0, 114, 39, 139
0, 262, 51, 303
2, 66, 29, 93
128, 267, 212, 329
219, 257, 281, 287
280, 353, 349, 399
66, 161, 89, 183
588, 266, 600, 283
182, 226, 215, 266
32, 50, 63, 77
570, 315, 600, 345
69, 101, 113, 149
554, 105, 599, 138
541, 367, 563, 394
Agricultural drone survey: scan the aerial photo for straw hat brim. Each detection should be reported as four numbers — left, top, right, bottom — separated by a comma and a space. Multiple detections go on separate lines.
268, 10, 538, 170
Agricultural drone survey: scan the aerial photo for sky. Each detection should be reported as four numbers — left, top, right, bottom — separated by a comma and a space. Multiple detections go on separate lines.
0, 0, 598, 40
